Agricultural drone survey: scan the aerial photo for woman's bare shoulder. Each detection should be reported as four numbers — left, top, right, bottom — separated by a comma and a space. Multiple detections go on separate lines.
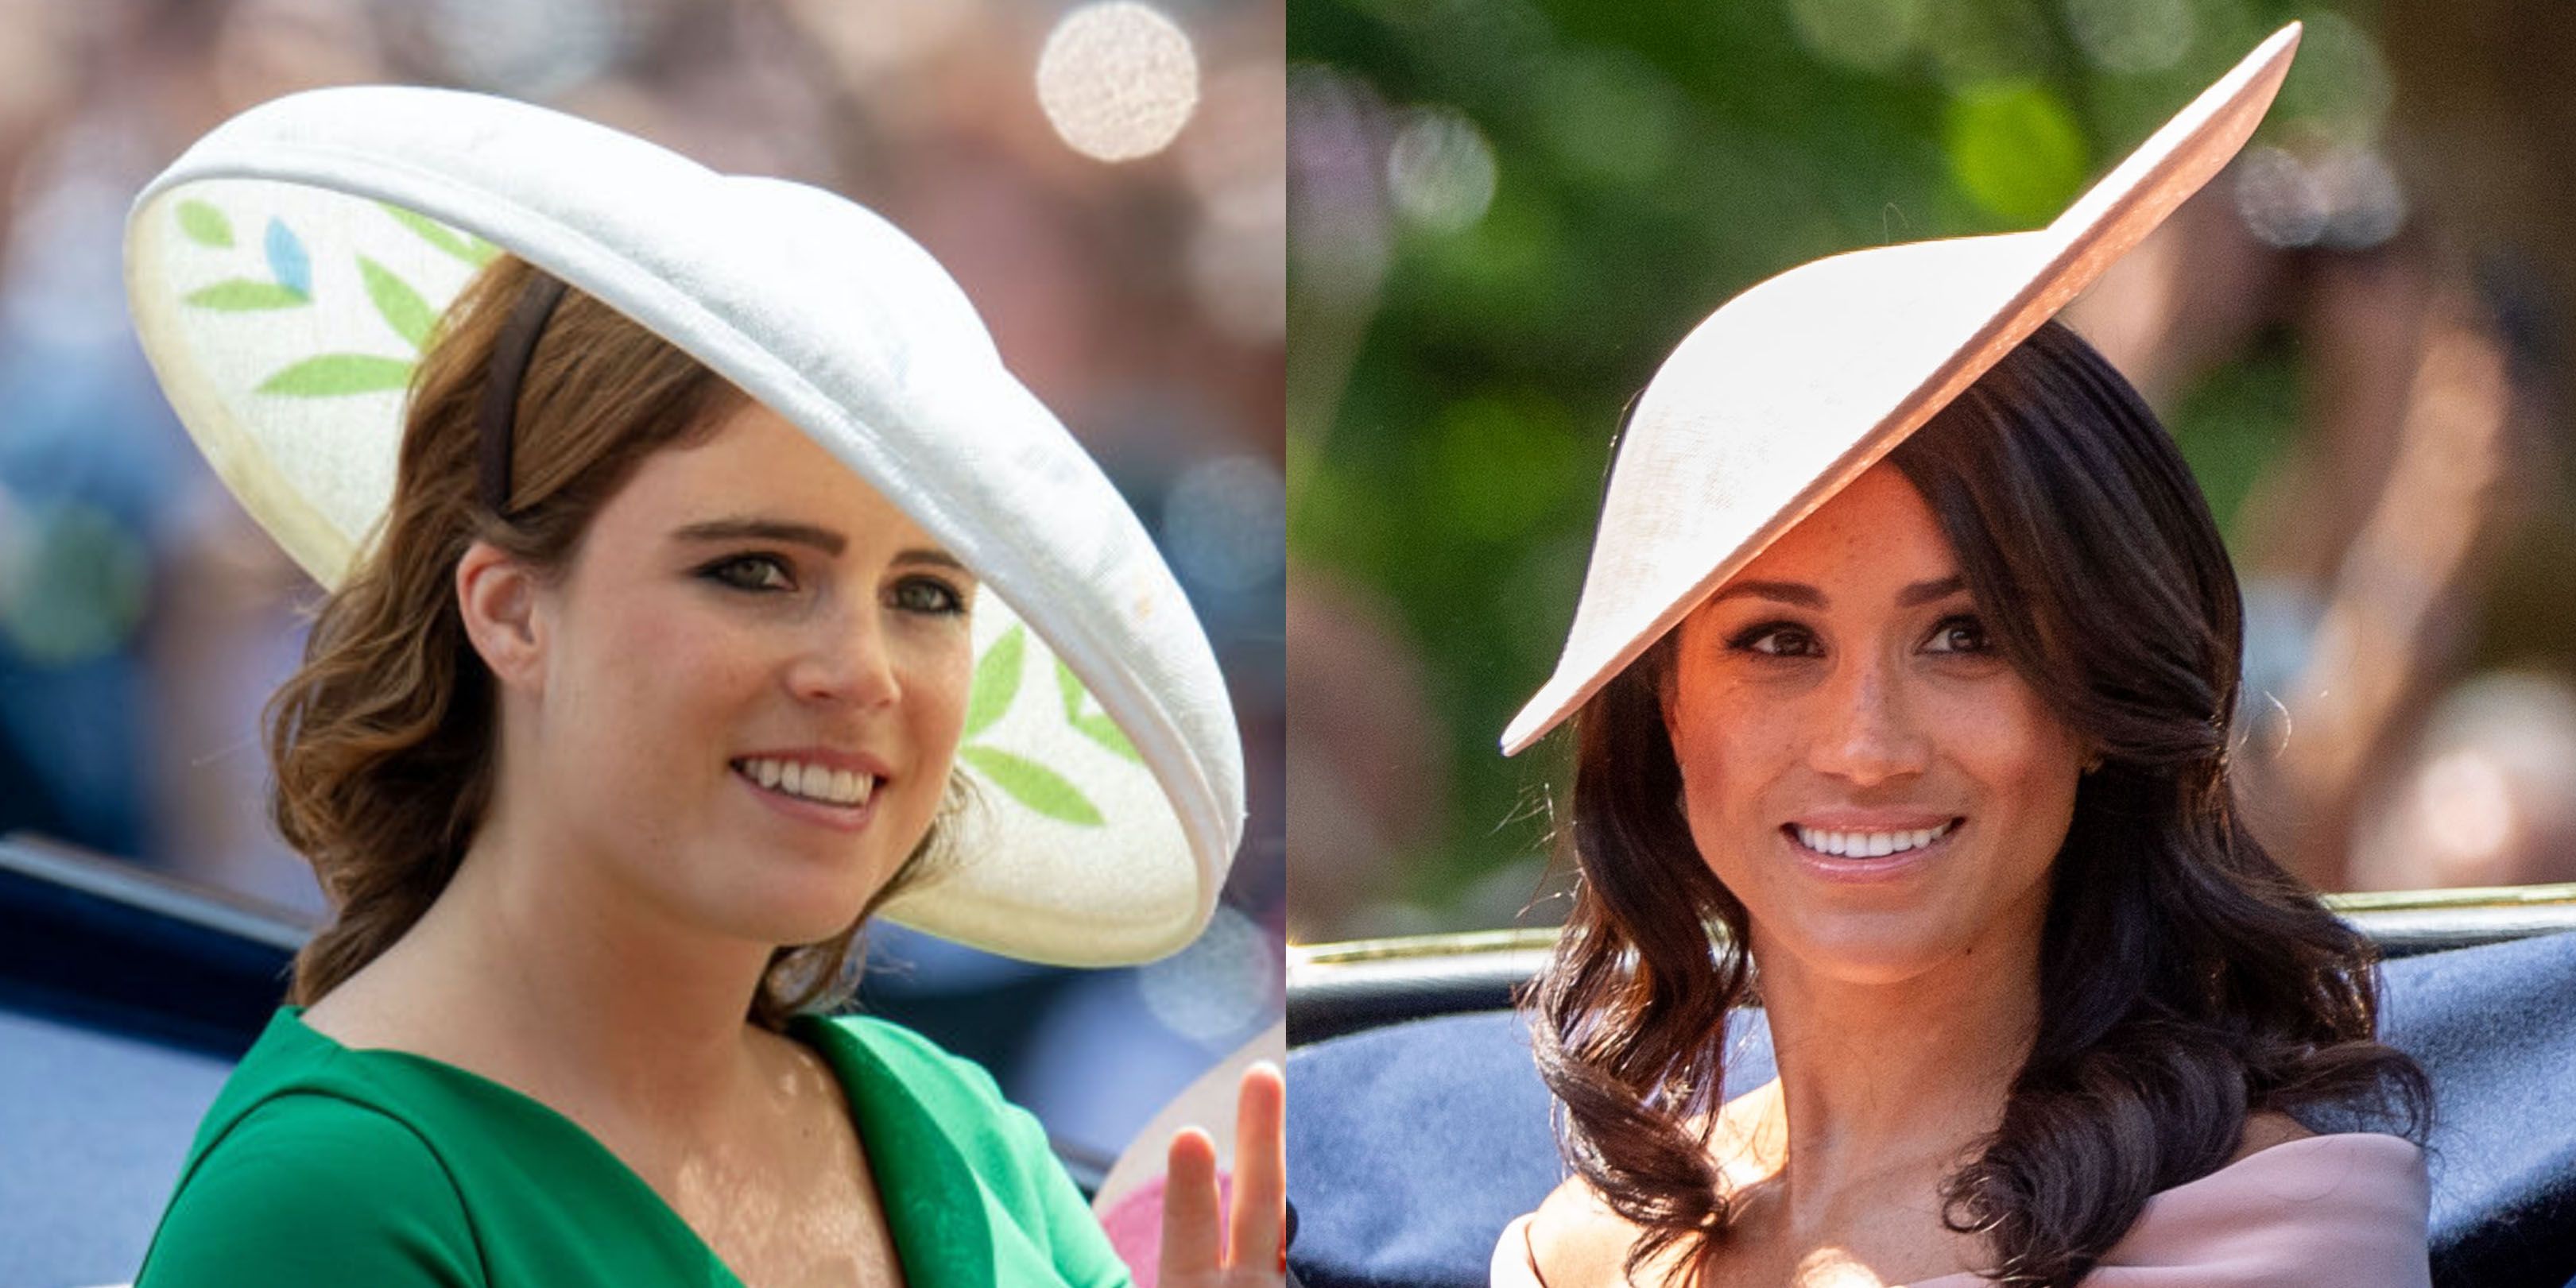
1493, 1177, 1643, 1288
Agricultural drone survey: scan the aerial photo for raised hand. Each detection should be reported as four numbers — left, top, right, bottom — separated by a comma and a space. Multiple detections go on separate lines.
1156, 1062, 1286, 1287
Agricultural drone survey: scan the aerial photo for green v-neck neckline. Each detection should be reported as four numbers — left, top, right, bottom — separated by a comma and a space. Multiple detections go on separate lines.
272, 1007, 993, 1287
792, 1015, 997, 1285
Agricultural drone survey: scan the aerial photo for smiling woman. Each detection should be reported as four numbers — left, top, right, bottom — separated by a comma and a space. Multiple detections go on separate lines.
117, 84, 1278, 1288
1492, 26, 2435, 1288
1515, 323, 2431, 1288
265, 256, 974, 1032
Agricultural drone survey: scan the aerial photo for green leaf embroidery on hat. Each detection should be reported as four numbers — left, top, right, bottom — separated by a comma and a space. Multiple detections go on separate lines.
1056, 657, 1141, 764
957, 745, 1106, 827
184, 280, 309, 311
257, 354, 416, 396
176, 200, 234, 249
358, 257, 436, 351
963, 625, 1025, 741
382, 203, 499, 268
173, 205, 430, 396
176, 206, 310, 310
957, 624, 1110, 826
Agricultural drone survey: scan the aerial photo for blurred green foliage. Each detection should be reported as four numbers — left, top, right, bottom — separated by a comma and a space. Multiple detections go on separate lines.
1289, 0, 2358, 925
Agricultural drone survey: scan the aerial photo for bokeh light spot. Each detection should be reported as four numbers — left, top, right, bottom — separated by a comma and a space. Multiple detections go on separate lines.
2065, 0, 2195, 75
1164, 454, 1287, 593
1036, 1, 1200, 163
2274, 10, 2392, 147
1385, 106, 1497, 233
418, 0, 622, 99
1788, 0, 1925, 73
0, 500, 152, 667
2419, 749, 2516, 869
1945, 81, 2089, 225
2233, 144, 2406, 250
2235, 144, 2329, 247
1138, 903, 1278, 1046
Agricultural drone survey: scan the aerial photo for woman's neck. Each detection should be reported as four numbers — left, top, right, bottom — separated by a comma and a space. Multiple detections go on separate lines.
1740, 910, 2045, 1238
323, 799, 784, 1135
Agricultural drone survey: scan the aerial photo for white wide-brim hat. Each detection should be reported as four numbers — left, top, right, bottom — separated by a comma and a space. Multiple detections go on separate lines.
1503, 25, 2302, 756
125, 87, 1245, 967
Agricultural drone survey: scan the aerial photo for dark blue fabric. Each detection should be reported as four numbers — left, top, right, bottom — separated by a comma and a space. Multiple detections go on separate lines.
1284, 1008, 1772, 1288
1285, 931, 2576, 1288
2384, 930, 2576, 1287
0, 1006, 234, 1286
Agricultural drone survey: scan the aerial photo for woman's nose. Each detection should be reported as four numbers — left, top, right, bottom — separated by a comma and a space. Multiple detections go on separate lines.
787, 608, 903, 709
1809, 655, 1931, 786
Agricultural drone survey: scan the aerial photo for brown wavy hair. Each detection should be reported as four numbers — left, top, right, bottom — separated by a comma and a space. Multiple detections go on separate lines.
1527, 320, 2431, 1286
268, 253, 951, 1031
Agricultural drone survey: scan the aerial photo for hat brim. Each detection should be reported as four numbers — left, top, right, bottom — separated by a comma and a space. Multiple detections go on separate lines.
126, 88, 1245, 965
1502, 23, 2301, 756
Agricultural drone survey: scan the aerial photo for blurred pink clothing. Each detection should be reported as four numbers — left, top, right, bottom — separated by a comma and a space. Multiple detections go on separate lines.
1493, 1132, 2430, 1286
1912, 1132, 2431, 1286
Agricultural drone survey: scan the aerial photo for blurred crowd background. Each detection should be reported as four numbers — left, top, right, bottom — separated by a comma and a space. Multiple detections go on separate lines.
1288, 0, 2576, 942
0, 0, 1283, 1171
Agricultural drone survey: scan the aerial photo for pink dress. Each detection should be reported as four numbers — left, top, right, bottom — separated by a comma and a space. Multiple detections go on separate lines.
1913, 1133, 2431, 1286
1493, 1132, 2431, 1286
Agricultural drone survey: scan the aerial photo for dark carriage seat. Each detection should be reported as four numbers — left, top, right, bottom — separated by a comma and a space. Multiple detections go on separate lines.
1, 837, 314, 1288
1286, 905, 2576, 1288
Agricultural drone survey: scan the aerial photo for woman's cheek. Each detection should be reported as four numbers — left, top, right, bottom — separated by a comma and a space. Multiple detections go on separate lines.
921, 632, 976, 741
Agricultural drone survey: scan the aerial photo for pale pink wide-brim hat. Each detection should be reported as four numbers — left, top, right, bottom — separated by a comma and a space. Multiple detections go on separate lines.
1501, 24, 2303, 756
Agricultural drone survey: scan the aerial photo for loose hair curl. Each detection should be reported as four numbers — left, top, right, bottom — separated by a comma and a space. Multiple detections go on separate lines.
1528, 320, 2431, 1286
268, 253, 950, 1031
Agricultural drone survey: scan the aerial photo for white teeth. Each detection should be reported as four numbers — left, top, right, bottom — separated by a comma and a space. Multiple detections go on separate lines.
1793, 818, 1956, 858
735, 758, 875, 807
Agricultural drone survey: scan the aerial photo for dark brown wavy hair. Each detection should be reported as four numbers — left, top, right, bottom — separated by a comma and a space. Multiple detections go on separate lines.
1527, 319, 2432, 1286
268, 253, 951, 1031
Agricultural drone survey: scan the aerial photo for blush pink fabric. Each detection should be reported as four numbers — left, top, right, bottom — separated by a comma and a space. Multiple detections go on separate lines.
1101, 1171, 1238, 1288
1908, 1133, 2431, 1287
1493, 1132, 2429, 1286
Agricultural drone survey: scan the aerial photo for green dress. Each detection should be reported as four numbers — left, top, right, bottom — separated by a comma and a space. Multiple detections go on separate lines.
134, 1008, 1133, 1286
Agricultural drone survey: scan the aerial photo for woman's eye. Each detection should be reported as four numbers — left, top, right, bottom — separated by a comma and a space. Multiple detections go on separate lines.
1925, 614, 1990, 655
1727, 622, 1819, 658
889, 576, 968, 617
702, 554, 793, 593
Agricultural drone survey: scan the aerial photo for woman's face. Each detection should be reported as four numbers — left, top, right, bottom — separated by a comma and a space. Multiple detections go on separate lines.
1662, 462, 2084, 987
509, 400, 976, 946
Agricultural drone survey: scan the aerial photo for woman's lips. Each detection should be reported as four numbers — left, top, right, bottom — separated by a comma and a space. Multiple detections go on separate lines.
730, 760, 881, 834
1780, 816, 1966, 883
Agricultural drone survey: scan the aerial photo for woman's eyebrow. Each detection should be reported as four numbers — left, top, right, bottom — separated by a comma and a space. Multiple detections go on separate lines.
1710, 574, 1966, 609
1711, 579, 1823, 608
672, 517, 846, 555
895, 547, 969, 574
1896, 574, 1967, 607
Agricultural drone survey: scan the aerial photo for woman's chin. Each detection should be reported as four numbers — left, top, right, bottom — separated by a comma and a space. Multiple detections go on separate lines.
684, 876, 878, 950
1761, 914, 1978, 988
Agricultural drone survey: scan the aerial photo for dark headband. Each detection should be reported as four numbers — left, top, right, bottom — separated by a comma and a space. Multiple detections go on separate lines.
477, 273, 571, 516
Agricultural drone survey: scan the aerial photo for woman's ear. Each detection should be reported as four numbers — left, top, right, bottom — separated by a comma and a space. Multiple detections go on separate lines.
456, 540, 546, 693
